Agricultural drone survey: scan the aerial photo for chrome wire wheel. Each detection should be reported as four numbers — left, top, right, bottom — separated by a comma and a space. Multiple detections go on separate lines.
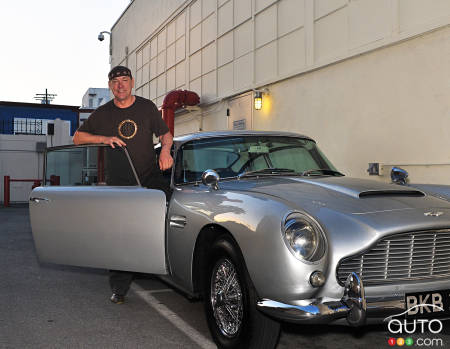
210, 258, 243, 338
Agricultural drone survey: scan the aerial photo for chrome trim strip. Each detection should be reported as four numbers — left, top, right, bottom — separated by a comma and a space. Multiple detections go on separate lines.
169, 215, 187, 228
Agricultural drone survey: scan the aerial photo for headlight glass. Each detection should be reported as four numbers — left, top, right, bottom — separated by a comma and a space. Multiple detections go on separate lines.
282, 213, 326, 262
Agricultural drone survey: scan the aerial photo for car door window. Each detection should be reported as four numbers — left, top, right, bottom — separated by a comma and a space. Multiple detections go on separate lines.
45, 145, 139, 186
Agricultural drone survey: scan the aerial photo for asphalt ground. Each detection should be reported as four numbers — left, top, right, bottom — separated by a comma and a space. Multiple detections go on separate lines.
1, 205, 449, 348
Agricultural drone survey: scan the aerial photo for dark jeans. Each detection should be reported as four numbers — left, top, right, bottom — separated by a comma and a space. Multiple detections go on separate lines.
109, 174, 170, 295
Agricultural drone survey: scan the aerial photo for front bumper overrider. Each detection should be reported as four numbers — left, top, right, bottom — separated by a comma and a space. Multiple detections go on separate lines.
257, 272, 404, 326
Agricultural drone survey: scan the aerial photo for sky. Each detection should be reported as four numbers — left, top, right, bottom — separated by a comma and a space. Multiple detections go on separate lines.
0, 0, 131, 106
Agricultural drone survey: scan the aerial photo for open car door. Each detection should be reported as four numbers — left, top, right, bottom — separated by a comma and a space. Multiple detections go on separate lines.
29, 144, 167, 275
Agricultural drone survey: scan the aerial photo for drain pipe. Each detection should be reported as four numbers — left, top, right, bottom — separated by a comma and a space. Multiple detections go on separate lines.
161, 90, 200, 136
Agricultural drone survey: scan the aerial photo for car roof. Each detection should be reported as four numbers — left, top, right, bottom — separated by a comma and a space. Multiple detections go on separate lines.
172, 130, 315, 145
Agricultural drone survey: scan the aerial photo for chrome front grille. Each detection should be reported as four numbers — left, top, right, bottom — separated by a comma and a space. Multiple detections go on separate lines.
337, 229, 450, 286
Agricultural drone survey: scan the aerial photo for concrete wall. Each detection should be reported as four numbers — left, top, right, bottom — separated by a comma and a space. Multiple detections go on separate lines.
111, 0, 450, 184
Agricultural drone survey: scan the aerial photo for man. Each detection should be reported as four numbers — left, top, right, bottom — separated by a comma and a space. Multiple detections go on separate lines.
73, 65, 173, 304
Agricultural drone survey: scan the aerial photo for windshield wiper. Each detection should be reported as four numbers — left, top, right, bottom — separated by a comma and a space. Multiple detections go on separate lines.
301, 169, 344, 177
237, 168, 297, 178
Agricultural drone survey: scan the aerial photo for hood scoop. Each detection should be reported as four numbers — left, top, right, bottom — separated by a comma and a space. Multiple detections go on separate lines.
359, 189, 425, 198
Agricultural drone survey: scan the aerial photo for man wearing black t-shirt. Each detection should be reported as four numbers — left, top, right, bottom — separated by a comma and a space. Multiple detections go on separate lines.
73, 65, 173, 304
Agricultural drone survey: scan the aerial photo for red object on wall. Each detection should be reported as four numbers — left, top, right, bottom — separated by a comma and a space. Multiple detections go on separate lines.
161, 90, 200, 135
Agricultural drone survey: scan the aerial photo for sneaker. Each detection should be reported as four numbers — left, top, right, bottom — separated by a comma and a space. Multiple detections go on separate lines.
110, 293, 125, 304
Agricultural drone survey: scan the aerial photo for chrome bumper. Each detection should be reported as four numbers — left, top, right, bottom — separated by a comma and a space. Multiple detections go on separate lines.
257, 272, 403, 326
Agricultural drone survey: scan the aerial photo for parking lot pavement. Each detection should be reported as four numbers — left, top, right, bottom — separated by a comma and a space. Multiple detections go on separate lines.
1, 205, 449, 349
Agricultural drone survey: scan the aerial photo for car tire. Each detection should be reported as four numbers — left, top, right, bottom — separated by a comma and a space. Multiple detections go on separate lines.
204, 236, 280, 349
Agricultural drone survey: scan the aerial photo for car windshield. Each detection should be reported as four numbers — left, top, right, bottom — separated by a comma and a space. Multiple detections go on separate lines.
174, 136, 339, 184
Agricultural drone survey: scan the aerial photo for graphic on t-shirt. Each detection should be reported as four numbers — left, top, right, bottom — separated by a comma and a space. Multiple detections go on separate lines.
118, 119, 138, 139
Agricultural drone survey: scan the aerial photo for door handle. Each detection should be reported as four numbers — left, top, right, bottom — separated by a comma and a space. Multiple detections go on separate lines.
29, 197, 50, 203
169, 215, 186, 228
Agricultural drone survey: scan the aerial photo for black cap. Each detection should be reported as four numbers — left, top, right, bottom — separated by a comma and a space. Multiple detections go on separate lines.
108, 65, 132, 80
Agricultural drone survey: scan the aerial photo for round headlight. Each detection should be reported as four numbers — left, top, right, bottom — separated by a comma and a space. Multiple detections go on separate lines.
282, 213, 326, 262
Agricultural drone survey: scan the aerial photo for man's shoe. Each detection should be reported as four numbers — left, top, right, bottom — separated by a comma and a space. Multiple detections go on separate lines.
110, 293, 125, 304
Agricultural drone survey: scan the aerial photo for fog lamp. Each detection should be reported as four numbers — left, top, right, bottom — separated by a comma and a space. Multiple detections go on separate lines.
309, 271, 326, 287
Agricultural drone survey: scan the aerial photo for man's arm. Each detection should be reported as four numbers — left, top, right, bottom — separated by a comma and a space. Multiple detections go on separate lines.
159, 131, 173, 171
73, 131, 126, 148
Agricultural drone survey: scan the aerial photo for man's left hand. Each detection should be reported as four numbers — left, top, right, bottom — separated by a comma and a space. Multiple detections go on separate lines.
159, 150, 173, 171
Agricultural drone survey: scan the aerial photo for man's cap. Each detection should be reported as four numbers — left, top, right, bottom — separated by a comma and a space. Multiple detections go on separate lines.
108, 66, 132, 80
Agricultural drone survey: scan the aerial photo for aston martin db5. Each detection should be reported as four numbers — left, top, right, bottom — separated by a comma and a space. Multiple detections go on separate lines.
29, 131, 450, 348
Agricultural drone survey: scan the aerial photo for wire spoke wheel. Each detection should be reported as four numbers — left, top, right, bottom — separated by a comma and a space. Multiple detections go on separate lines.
210, 258, 243, 338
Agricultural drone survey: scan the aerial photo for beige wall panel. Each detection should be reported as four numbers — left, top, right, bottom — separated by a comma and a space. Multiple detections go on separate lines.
253, 27, 450, 184
136, 68, 143, 87
136, 50, 143, 69
135, 87, 142, 97
218, 31, 234, 66
142, 63, 149, 84
314, 7, 348, 62
255, 41, 277, 83
176, 37, 186, 63
234, 20, 253, 58
255, 4, 277, 48
219, 0, 229, 8
278, 28, 306, 76
190, 24, 202, 53
202, 71, 217, 101
128, 58, 136, 88
150, 38, 158, 58
228, 93, 252, 130
176, 12, 186, 39
157, 51, 166, 75
190, 77, 202, 96
234, 0, 252, 26
348, 0, 390, 49
203, 0, 216, 18
314, 0, 347, 20
167, 21, 176, 45
176, 61, 186, 87
142, 43, 150, 64
142, 83, 149, 99
175, 114, 201, 135
202, 13, 217, 46
399, 0, 450, 32
150, 79, 157, 99
234, 53, 253, 90
203, 104, 228, 131
167, 43, 176, 68
202, 42, 217, 73
278, 0, 305, 37
157, 30, 166, 53
218, 0, 233, 36
157, 73, 166, 97
256, 0, 277, 13
218, 62, 234, 95
150, 58, 157, 80
156, 96, 165, 107
190, 51, 202, 80
111, 0, 185, 64
167, 67, 176, 91
190, 0, 202, 28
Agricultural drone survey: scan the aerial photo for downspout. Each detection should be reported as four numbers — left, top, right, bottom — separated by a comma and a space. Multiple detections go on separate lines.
161, 90, 200, 136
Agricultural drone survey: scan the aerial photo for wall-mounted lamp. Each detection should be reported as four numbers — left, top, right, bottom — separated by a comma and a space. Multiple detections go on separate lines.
254, 91, 263, 110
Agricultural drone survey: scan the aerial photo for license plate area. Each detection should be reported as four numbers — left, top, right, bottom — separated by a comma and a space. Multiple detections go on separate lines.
405, 289, 450, 319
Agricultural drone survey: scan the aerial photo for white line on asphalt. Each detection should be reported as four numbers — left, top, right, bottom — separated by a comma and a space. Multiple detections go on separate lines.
132, 284, 216, 349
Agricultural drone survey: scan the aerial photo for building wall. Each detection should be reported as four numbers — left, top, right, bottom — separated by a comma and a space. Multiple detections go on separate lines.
111, 0, 450, 184
82, 88, 111, 109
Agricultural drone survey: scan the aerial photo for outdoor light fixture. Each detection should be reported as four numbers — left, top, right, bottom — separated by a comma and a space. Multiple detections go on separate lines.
254, 91, 263, 110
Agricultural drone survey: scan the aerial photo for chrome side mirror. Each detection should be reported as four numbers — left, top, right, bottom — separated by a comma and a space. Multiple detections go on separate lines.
202, 169, 220, 190
391, 167, 408, 185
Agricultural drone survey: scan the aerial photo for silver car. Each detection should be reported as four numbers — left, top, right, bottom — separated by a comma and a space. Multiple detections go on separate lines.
30, 131, 450, 349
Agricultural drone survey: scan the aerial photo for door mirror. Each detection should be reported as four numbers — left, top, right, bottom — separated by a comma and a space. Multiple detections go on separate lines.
391, 167, 408, 185
202, 169, 220, 190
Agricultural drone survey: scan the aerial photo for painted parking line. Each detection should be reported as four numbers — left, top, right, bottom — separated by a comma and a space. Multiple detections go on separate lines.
132, 284, 216, 349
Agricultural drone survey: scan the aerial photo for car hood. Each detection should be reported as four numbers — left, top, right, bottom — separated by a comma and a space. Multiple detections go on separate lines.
220, 176, 450, 215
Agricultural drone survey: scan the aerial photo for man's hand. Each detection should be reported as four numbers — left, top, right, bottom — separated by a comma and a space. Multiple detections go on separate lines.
101, 136, 126, 148
159, 150, 173, 171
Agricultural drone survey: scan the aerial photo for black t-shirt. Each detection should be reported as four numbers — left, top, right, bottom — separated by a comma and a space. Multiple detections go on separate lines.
78, 96, 169, 186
